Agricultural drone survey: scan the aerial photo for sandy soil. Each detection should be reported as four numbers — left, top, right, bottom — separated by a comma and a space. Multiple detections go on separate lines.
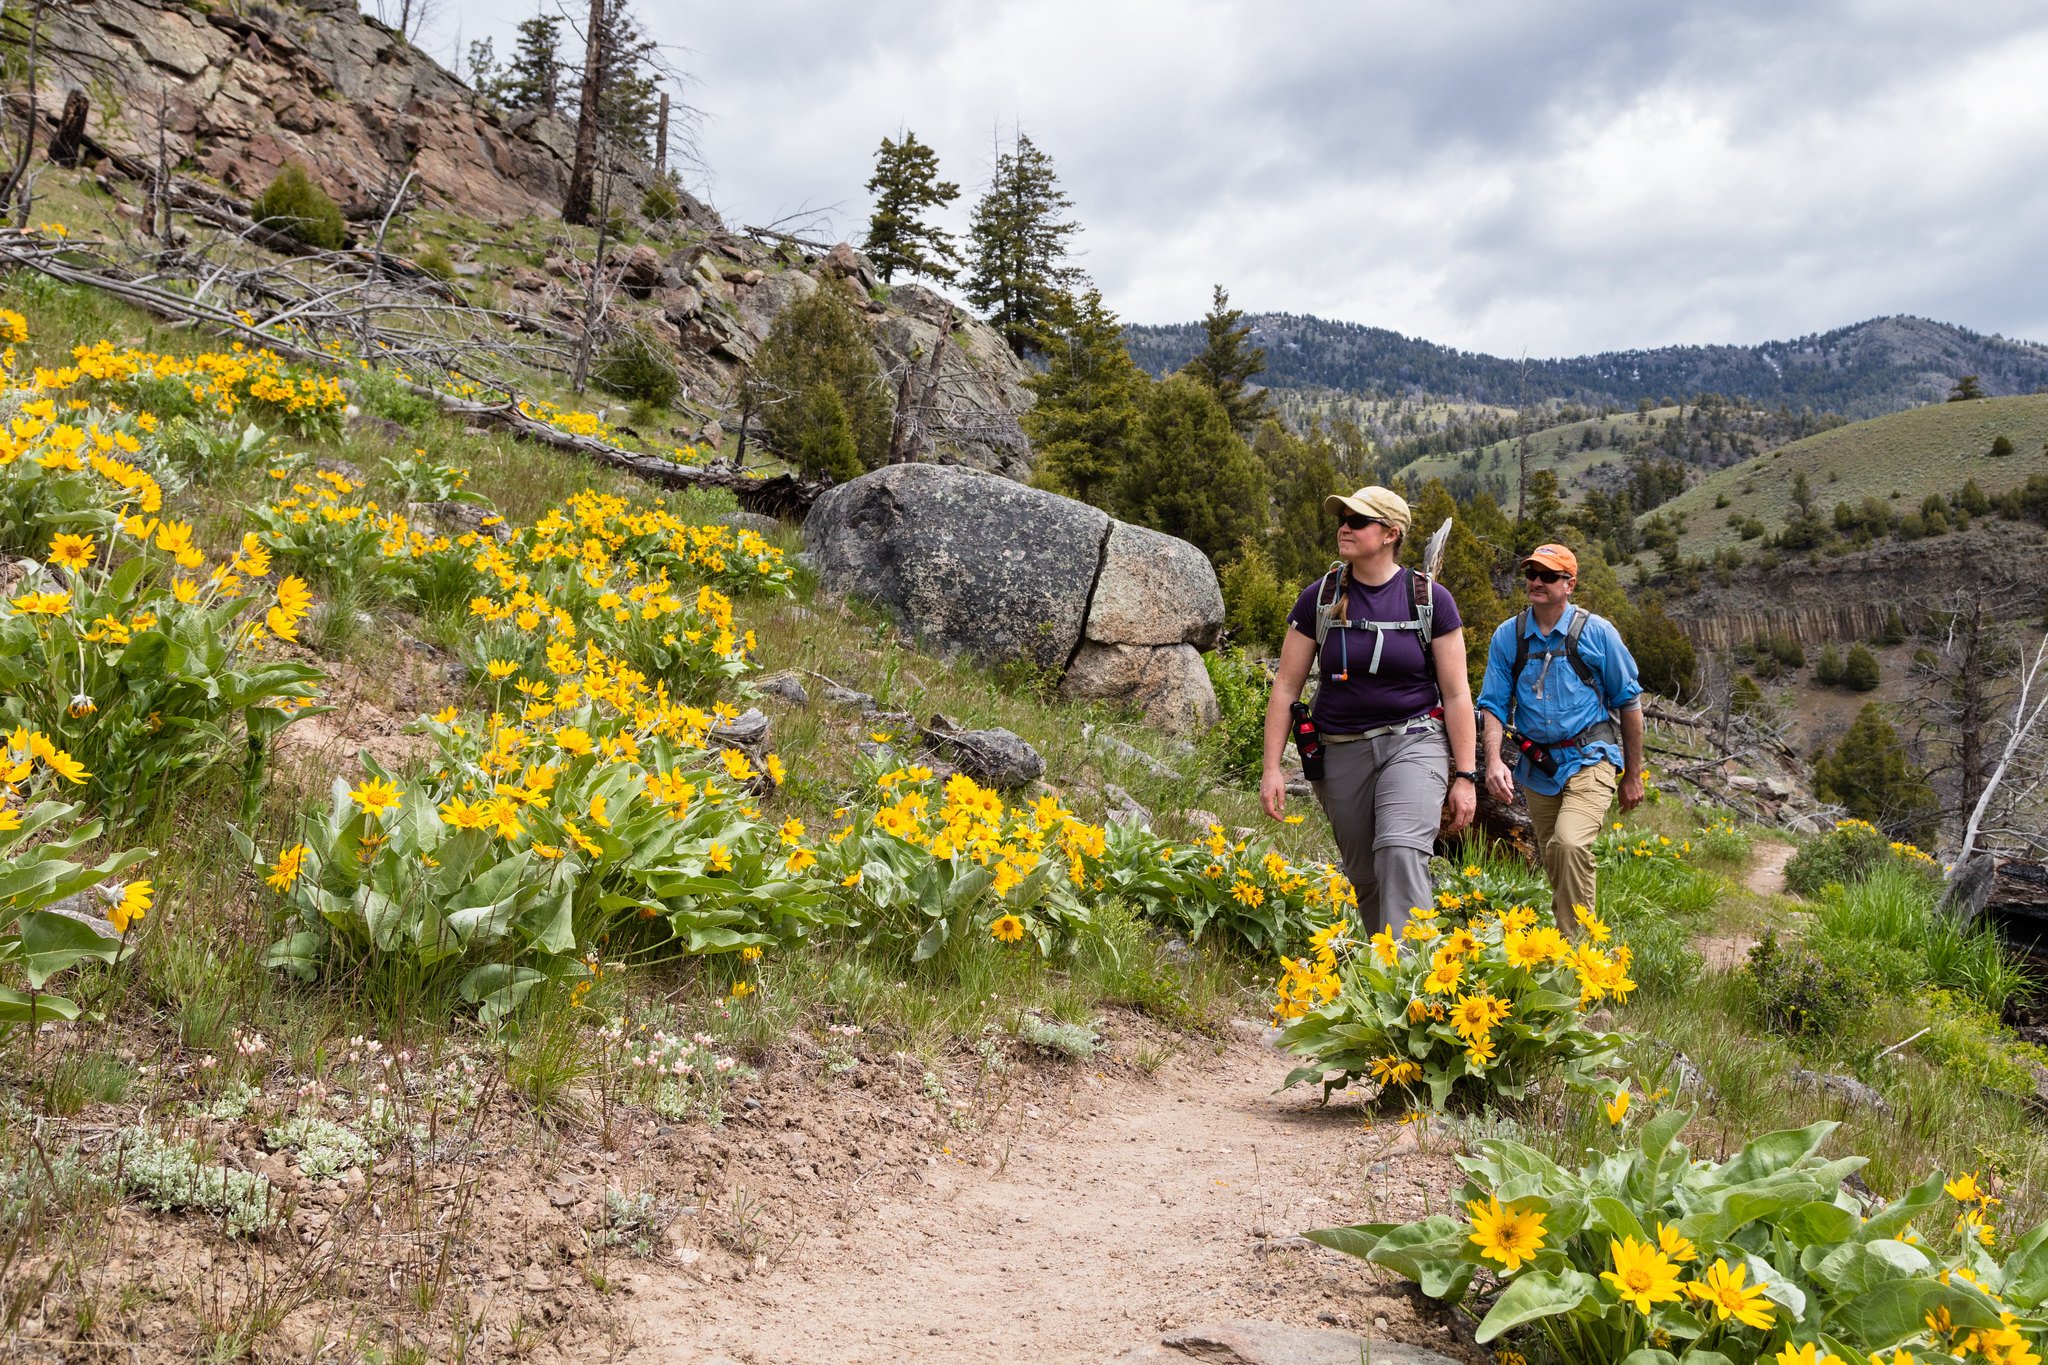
613, 1033, 1483, 1365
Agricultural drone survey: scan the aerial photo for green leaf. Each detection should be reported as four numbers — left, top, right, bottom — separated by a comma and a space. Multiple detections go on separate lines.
460, 963, 544, 1027
1777, 1200, 1858, 1247
1304, 1222, 1394, 1261
1617, 1353, 1678, 1365
16, 908, 122, 987
1716, 1121, 1836, 1184
911, 917, 947, 962
533, 885, 575, 955
358, 887, 404, 951
265, 930, 322, 981
1639, 1107, 1691, 1167
1591, 1195, 1647, 1243
1366, 1216, 1474, 1300
1473, 1268, 1598, 1343
0, 984, 81, 1023
1827, 1278, 2003, 1351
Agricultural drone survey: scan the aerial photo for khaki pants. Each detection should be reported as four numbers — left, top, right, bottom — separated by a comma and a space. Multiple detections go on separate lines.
1522, 762, 1617, 931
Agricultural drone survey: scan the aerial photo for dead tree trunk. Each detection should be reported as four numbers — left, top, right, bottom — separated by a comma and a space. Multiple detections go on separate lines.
654, 92, 668, 175
1, 0, 48, 224
886, 304, 954, 464
562, 0, 606, 225
46, 89, 87, 167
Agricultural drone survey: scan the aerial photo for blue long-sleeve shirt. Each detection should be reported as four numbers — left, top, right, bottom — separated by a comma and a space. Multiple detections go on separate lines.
1475, 605, 1642, 796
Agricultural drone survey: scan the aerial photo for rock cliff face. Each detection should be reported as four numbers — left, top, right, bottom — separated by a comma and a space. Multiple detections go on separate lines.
1662, 520, 2048, 650
34, 0, 706, 224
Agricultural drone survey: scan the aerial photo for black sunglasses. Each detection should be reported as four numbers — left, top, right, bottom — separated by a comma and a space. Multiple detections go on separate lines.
1338, 513, 1389, 532
1523, 566, 1569, 584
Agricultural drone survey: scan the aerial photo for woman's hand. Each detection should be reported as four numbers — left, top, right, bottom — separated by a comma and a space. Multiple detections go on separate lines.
1260, 766, 1288, 821
1443, 777, 1477, 835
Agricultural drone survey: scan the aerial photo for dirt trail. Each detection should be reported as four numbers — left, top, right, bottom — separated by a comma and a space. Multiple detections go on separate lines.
1695, 840, 1798, 972
617, 1034, 1478, 1365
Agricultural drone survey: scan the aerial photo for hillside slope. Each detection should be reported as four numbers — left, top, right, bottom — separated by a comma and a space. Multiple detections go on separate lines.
1125, 313, 2048, 418
1651, 394, 2048, 558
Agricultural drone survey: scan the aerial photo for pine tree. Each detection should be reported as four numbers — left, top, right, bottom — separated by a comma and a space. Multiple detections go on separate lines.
743, 287, 894, 477
500, 15, 564, 113
1113, 375, 1266, 564
1814, 703, 1940, 843
1843, 643, 1881, 691
966, 131, 1080, 358
1815, 643, 1845, 686
863, 132, 962, 285
1022, 287, 1149, 509
1407, 480, 1503, 691
1181, 285, 1271, 436
1220, 538, 1289, 654
1252, 422, 1340, 591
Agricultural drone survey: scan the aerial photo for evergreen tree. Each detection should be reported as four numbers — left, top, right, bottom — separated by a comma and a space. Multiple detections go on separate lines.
965, 131, 1080, 358
500, 15, 563, 113
1843, 643, 1881, 691
1022, 287, 1149, 510
1407, 480, 1503, 692
587, 5, 661, 153
1219, 538, 1289, 654
1948, 375, 1984, 401
1252, 421, 1339, 590
1814, 703, 1940, 843
1513, 470, 1567, 552
863, 132, 962, 284
743, 287, 893, 478
1622, 592, 1696, 696
1181, 285, 1272, 436
1113, 375, 1266, 564
1815, 643, 1845, 686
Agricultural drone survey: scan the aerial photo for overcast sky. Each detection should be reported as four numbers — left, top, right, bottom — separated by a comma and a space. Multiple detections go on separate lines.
406, 1, 2048, 357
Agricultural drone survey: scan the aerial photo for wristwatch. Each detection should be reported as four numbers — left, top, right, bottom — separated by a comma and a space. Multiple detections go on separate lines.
1452, 769, 1480, 786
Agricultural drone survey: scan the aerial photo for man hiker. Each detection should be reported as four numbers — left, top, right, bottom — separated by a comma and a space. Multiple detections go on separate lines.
1476, 543, 1645, 932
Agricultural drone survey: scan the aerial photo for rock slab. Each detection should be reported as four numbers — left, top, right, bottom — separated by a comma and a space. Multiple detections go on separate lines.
1117, 1320, 1462, 1365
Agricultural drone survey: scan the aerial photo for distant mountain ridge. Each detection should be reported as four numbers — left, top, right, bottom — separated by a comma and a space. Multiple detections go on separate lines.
1121, 313, 2048, 419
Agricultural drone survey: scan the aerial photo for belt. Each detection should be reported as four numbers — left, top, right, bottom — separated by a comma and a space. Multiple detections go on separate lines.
1530, 719, 1620, 752
1323, 711, 1445, 745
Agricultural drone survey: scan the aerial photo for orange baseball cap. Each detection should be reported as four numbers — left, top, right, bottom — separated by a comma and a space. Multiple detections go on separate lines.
1522, 543, 1578, 576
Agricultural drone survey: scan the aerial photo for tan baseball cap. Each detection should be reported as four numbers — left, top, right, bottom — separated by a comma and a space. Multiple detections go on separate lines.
1322, 485, 1412, 532
1522, 543, 1579, 576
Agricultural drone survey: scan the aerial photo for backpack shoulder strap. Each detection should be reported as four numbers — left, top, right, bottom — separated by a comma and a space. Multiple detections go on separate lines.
1409, 567, 1441, 701
1563, 607, 1601, 691
1312, 562, 1346, 655
1507, 609, 1534, 728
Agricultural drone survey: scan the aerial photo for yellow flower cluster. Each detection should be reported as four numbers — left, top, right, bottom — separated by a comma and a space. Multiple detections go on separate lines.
58, 339, 348, 425
515, 399, 706, 468
848, 766, 1064, 900
1274, 918, 1352, 1021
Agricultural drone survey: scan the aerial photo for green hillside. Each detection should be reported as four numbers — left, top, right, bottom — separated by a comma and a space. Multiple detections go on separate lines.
1652, 395, 2048, 557
1400, 407, 1682, 500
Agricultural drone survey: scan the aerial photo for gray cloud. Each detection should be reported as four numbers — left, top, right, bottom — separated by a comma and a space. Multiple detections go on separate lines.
417, 1, 2048, 355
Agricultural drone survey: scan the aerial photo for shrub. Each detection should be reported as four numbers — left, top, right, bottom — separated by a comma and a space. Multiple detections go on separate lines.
1813, 707, 1939, 843
1196, 646, 1268, 786
1274, 899, 1629, 1107
1843, 642, 1881, 690
1784, 817, 1938, 896
787, 382, 861, 482
593, 326, 681, 408
641, 181, 682, 223
417, 243, 456, 281
1814, 642, 1844, 686
1744, 928, 1869, 1037
250, 165, 346, 251
1991, 433, 2016, 457
1310, 1114, 2048, 1363
1219, 539, 1288, 654
104, 1129, 278, 1237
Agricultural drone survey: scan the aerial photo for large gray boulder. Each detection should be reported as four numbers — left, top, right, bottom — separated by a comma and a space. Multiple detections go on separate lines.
803, 465, 1225, 731
1085, 520, 1225, 649
1060, 642, 1219, 735
804, 465, 1109, 671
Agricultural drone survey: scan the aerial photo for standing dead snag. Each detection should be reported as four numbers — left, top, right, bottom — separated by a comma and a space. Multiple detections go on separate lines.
562, 0, 607, 225
887, 303, 954, 464
46, 88, 87, 167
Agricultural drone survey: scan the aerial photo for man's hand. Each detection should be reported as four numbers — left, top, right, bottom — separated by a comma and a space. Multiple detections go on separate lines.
1619, 770, 1645, 812
1443, 779, 1476, 834
1260, 767, 1287, 821
1486, 757, 1516, 805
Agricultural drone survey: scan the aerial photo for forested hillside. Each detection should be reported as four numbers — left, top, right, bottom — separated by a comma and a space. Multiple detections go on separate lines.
1124, 311, 2048, 418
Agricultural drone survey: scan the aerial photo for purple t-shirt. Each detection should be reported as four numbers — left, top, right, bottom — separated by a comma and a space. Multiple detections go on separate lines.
1286, 569, 1462, 733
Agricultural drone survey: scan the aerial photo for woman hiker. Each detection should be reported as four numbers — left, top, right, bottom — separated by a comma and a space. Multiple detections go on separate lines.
1259, 485, 1479, 936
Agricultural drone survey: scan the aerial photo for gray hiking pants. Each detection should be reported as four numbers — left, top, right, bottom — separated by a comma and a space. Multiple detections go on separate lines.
1311, 727, 1449, 937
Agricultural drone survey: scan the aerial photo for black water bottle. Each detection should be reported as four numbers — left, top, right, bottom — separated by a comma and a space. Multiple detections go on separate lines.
1289, 701, 1324, 781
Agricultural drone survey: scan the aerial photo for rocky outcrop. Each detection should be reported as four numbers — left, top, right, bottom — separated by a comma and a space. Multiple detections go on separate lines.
803, 466, 1225, 733
32, 0, 713, 226
1665, 519, 2048, 650
870, 282, 1034, 478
